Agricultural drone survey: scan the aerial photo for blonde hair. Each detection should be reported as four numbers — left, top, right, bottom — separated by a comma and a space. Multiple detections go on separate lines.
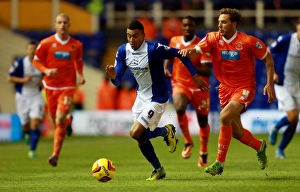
56, 13, 70, 22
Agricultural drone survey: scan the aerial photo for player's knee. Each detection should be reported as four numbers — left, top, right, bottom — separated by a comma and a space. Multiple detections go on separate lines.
197, 115, 208, 128
176, 107, 185, 115
232, 131, 243, 139
287, 111, 299, 126
55, 112, 68, 125
220, 111, 233, 125
290, 118, 299, 127
31, 124, 40, 130
30, 118, 41, 129
137, 139, 147, 146
199, 122, 208, 128
55, 117, 63, 125
130, 129, 140, 140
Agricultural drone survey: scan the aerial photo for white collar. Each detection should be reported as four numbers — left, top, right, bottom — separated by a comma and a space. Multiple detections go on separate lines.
55, 33, 70, 45
181, 35, 197, 47
222, 30, 238, 43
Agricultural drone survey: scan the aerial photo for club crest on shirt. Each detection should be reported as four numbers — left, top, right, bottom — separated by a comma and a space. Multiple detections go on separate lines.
218, 40, 224, 46
52, 43, 57, 48
71, 45, 76, 50
235, 42, 243, 50
256, 41, 263, 49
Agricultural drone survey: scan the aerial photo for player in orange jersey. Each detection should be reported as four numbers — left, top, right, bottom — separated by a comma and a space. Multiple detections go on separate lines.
179, 8, 275, 176
32, 13, 85, 167
164, 16, 212, 167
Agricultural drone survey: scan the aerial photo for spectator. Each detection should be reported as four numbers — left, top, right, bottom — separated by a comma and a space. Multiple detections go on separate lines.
96, 76, 118, 110
116, 81, 136, 110
137, 10, 158, 42
72, 85, 86, 110
87, 0, 104, 15
161, 10, 182, 45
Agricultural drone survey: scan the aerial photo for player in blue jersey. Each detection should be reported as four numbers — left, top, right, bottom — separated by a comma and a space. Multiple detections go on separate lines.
105, 20, 208, 181
8, 41, 44, 158
268, 17, 300, 159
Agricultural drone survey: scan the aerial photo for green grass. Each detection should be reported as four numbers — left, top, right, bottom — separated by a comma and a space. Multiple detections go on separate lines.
1, 134, 300, 192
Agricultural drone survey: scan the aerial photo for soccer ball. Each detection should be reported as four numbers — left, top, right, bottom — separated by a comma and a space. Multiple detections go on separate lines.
92, 158, 116, 182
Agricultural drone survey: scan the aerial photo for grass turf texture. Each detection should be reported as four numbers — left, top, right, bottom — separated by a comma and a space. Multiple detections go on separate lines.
1, 134, 300, 192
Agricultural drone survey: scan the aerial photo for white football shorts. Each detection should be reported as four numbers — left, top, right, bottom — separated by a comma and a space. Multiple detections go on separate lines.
275, 84, 300, 111
15, 92, 44, 125
132, 96, 168, 131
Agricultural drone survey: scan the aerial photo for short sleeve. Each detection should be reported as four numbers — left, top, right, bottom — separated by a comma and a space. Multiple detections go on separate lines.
34, 41, 48, 61
250, 36, 268, 60
9, 60, 21, 76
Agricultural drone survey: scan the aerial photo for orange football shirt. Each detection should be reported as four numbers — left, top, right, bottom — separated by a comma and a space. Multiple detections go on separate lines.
170, 35, 212, 89
33, 34, 83, 89
195, 31, 268, 88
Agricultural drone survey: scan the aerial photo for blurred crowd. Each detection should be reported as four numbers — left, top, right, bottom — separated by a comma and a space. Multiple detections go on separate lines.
67, 0, 300, 11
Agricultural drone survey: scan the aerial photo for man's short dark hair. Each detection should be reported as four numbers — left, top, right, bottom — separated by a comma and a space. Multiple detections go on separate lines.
183, 16, 196, 23
27, 41, 38, 47
128, 20, 144, 32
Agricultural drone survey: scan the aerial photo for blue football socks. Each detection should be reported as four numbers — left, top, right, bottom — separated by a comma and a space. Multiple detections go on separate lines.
139, 140, 161, 170
278, 125, 296, 150
140, 127, 167, 140
30, 129, 40, 151
274, 116, 289, 131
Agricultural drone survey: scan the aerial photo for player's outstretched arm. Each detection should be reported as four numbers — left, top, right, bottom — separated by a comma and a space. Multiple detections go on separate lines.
263, 52, 275, 103
75, 60, 84, 85
178, 48, 199, 58
8, 76, 32, 84
44, 68, 58, 77
105, 65, 116, 80
33, 59, 57, 77
164, 59, 173, 78
77, 74, 85, 85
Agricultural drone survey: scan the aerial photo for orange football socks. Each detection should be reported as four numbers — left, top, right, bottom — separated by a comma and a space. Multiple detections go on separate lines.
200, 124, 210, 153
238, 128, 261, 151
52, 123, 66, 157
177, 113, 192, 143
216, 125, 232, 163
66, 116, 72, 127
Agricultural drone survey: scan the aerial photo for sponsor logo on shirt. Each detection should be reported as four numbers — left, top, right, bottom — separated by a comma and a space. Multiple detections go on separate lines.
132, 57, 139, 66
129, 66, 148, 71
54, 51, 71, 59
221, 50, 240, 60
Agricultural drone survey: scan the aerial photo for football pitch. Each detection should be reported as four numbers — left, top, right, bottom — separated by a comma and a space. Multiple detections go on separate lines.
1, 134, 299, 192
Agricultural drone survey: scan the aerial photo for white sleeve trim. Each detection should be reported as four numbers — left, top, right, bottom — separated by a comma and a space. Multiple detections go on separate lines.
195, 45, 203, 54
260, 50, 268, 60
